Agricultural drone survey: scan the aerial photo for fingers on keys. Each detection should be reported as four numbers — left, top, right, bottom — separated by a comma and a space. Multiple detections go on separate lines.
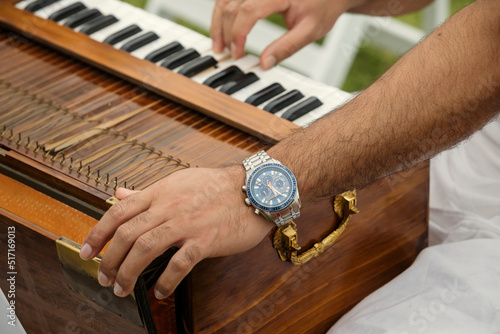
260, 20, 317, 70
211, 0, 289, 62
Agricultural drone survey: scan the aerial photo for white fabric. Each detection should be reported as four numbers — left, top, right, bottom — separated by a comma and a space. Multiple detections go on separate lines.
328, 117, 500, 334
1, 288, 26, 334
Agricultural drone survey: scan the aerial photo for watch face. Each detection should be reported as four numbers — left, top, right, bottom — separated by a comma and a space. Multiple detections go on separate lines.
247, 163, 297, 211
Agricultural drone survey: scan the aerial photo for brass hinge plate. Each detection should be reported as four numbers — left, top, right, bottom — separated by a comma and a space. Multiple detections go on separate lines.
56, 237, 144, 328
106, 196, 120, 205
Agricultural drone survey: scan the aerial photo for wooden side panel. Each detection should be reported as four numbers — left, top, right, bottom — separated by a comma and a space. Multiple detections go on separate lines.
187, 162, 429, 333
0, 211, 148, 334
0, 173, 175, 334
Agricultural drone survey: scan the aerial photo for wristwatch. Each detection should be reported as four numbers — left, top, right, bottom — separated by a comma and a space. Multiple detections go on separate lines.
242, 150, 301, 227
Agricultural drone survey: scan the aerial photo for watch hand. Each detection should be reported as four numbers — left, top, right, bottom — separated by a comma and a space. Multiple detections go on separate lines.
269, 180, 286, 196
275, 188, 284, 196
268, 181, 278, 197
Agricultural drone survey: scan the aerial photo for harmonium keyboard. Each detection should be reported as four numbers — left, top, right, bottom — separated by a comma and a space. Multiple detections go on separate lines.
0, 0, 429, 333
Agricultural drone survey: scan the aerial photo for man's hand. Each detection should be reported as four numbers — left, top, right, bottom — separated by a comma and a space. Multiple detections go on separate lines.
79, 166, 273, 299
211, 0, 361, 69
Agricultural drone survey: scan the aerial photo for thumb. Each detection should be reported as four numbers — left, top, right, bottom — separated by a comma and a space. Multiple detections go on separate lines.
115, 187, 140, 200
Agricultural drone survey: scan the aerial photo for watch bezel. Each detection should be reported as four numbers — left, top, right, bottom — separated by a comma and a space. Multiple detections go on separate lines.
246, 163, 297, 212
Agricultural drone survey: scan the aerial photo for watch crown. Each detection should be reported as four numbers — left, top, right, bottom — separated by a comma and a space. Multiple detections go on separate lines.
244, 198, 251, 206
242, 185, 247, 192
254, 209, 260, 215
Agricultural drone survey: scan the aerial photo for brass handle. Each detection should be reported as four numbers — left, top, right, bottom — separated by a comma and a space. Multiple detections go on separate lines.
272, 190, 359, 265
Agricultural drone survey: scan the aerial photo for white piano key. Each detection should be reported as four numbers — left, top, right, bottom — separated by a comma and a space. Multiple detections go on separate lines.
77, 0, 145, 35
58, 0, 122, 28
15, 0, 37, 10
129, 28, 196, 58
33, 0, 75, 19
131, 37, 179, 60
88, 20, 135, 42
229, 79, 273, 102
293, 90, 353, 127
276, 87, 332, 115
254, 66, 335, 97
247, 68, 312, 111
113, 19, 195, 51
201, 49, 231, 62
254, 89, 292, 110
192, 54, 260, 84
112, 30, 154, 50
252, 67, 303, 92
188, 36, 212, 54
77, 0, 105, 9
168, 41, 215, 74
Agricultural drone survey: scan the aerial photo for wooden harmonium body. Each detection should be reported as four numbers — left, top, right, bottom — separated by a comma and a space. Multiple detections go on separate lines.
0, 1, 429, 333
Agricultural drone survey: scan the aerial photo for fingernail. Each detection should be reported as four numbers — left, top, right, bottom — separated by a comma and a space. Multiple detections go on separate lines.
262, 55, 277, 70
114, 282, 125, 297
80, 243, 92, 260
230, 42, 237, 59
212, 40, 220, 53
155, 289, 166, 300
98, 271, 111, 287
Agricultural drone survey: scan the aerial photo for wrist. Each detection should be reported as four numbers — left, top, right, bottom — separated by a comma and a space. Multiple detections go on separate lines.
223, 164, 276, 230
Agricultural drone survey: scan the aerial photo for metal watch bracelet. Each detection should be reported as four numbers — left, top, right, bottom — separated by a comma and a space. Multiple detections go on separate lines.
242, 150, 273, 171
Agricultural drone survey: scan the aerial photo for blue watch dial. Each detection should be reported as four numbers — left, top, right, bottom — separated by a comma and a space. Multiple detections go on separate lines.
247, 163, 297, 211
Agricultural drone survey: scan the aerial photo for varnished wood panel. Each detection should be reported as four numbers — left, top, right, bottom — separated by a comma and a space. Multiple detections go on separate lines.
0, 210, 149, 334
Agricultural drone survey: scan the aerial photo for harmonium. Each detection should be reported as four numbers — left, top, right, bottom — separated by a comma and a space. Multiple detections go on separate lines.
0, 0, 429, 333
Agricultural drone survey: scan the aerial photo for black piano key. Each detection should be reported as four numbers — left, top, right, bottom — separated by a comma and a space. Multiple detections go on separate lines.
103, 24, 142, 46
219, 72, 259, 95
263, 89, 304, 114
281, 97, 323, 121
160, 48, 200, 70
48, 2, 86, 22
144, 42, 184, 63
120, 32, 159, 52
245, 83, 285, 106
178, 55, 218, 78
203, 65, 244, 89
25, 0, 60, 12
64, 9, 102, 29
80, 15, 118, 35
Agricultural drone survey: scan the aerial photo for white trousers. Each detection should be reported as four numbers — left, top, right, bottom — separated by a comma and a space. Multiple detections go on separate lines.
328, 117, 500, 334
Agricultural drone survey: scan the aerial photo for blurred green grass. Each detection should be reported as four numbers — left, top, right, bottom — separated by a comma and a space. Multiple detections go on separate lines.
343, 0, 475, 92
123, 0, 476, 92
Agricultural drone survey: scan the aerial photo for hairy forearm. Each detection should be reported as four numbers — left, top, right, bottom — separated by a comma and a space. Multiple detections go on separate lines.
270, 0, 500, 204
349, 0, 435, 16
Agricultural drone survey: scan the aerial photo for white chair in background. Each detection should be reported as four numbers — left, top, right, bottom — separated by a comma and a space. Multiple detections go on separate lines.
145, 0, 449, 88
